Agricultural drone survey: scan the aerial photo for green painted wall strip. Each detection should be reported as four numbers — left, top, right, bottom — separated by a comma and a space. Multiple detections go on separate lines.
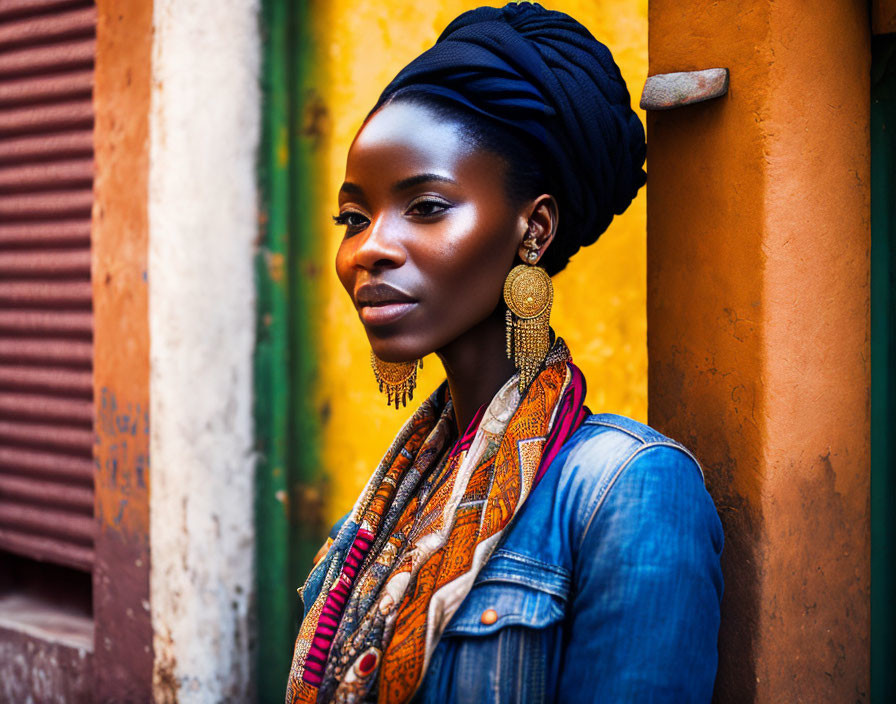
256, 1, 326, 700
255, 0, 293, 698
286, 0, 327, 576
871, 34, 896, 704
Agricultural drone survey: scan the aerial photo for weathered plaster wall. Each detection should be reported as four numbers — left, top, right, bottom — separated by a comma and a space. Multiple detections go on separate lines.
148, 0, 260, 701
306, 0, 649, 525
647, 0, 870, 700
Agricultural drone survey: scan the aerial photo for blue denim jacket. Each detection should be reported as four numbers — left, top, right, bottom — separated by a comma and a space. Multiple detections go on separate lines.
309, 413, 724, 703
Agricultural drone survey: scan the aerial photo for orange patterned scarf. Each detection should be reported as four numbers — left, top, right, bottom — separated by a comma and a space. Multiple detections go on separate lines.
286, 340, 585, 704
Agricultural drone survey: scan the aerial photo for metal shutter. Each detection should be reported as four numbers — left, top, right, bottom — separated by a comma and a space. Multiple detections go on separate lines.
0, 0, 96, 572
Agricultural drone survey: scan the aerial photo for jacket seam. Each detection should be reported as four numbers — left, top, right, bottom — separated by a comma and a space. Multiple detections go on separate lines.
490, 548, 571, 579
654, 440, 705, 481
473, 574, 570, 601
583, 418, 651, 443
473, 554, 571, 599
576, 442, 704, 553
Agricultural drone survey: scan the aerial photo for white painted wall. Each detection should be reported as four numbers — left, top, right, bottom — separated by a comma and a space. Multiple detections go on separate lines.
148, 1, 260, 701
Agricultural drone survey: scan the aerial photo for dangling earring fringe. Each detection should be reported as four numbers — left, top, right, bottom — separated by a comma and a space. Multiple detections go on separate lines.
371, 353, 423, 408
503, 262, 553, 392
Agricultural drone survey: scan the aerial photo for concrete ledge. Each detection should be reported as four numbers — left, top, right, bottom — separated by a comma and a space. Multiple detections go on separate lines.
0, 593, 93, 703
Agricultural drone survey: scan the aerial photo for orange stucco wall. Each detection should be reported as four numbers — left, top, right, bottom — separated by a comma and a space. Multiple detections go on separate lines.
92, 0, 154, 697
647, 1, 870, 700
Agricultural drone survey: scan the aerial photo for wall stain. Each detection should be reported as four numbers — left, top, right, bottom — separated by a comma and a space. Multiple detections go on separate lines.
95, 388, 150, 531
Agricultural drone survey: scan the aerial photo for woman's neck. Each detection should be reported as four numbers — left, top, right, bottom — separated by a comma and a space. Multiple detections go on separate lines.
436, 305, 516, 434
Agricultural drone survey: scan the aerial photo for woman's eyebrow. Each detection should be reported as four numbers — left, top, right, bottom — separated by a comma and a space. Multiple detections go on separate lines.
339, 173, 456, 198
339, 181, 363, 197
392, 173, 457, 192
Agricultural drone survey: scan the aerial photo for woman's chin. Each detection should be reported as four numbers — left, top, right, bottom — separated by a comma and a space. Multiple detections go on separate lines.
367, 337, 429, 364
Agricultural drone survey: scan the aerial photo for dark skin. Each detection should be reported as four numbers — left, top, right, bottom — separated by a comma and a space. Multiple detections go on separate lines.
335, 101, 558, 433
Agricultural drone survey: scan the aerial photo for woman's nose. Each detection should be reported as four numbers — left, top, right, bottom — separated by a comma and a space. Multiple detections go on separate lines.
352, 215, 406, 271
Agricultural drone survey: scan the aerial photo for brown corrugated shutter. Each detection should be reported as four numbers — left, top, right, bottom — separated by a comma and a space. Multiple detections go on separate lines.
0, 0, 96, 573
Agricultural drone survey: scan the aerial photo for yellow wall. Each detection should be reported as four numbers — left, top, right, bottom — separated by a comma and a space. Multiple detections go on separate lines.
307, 1, 648, 522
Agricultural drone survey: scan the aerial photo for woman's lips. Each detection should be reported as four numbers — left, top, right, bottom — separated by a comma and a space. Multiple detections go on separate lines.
354, 281, 417, 326
359, 301, 417, 326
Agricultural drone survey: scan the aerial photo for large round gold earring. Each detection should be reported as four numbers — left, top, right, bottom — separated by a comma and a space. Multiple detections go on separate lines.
504, 252, 553, 392
370, 352, 423, 408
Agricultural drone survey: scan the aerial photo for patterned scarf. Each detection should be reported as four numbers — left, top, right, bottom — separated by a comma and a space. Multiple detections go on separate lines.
286, 340, 586, 704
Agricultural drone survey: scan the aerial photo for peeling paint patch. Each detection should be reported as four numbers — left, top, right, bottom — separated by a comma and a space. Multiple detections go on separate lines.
153, 626, 178, 704
95, 388, 150, 533
266, 250, 285, 284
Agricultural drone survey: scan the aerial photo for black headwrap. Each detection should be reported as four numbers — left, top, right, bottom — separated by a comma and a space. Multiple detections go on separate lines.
373, 2, 646, 274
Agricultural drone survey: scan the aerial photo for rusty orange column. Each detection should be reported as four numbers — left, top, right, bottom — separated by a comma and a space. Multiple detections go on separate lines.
92, 0, 153, 699
647, 1, 870, 701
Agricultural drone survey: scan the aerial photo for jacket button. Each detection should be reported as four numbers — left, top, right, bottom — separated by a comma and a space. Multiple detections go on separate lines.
480, 608, 498, 625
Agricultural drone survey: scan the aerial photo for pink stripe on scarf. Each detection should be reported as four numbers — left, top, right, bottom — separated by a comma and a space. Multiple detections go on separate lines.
534, 363, 587, 487
301, 527, 376, 685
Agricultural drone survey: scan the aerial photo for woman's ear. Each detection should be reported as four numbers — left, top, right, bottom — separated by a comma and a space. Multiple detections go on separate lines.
517, 194, 558, 265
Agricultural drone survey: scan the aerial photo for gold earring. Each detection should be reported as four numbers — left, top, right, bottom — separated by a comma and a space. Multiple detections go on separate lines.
370, 352, 423, 408
504, 244, 553, 392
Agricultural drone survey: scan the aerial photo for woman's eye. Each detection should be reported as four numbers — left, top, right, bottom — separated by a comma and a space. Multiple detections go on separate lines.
407, 199, 450, 218
333, 211, 369, 231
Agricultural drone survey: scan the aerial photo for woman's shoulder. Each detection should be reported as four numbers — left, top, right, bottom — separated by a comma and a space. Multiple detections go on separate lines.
556, 413, 721, 549
554, 412, 721, 553
560, 412, 703, 484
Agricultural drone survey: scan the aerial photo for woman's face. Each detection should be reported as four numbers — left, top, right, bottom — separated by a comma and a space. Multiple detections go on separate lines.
335, 101, 529, 362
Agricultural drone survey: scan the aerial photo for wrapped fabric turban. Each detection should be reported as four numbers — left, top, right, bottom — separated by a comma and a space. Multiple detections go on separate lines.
373, 1, 647, 273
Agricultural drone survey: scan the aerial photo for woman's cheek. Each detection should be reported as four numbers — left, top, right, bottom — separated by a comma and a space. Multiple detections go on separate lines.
441, 208, 513, 269
334, 242, 356, 295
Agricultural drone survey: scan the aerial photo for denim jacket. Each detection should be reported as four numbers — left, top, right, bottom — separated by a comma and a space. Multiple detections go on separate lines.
307, 414, 724, 703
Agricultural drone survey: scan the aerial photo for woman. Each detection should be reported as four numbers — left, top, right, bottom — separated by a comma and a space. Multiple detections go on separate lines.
286, 4, 723, 703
